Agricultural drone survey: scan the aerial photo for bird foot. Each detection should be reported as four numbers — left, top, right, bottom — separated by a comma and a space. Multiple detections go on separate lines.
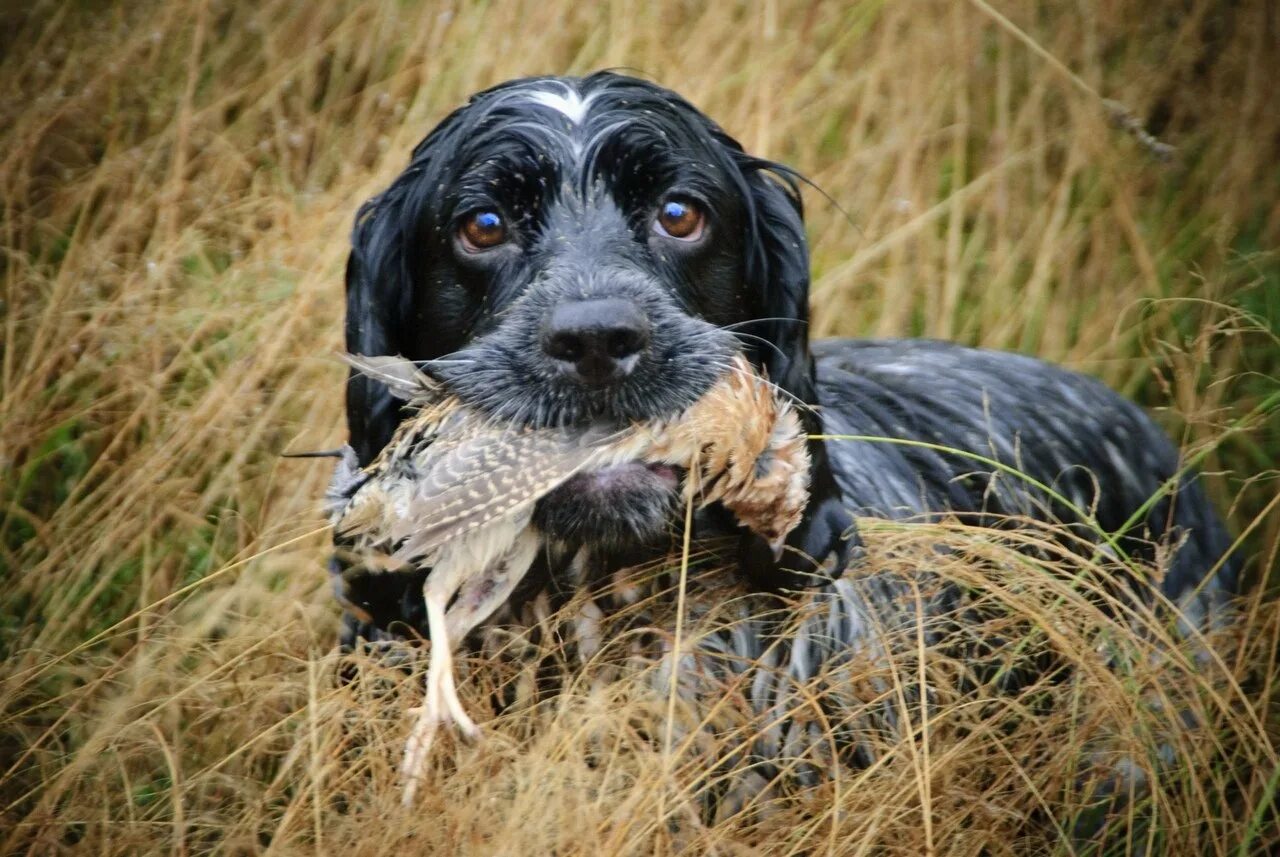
400, 704, 438, 807
399, 659, 482, 805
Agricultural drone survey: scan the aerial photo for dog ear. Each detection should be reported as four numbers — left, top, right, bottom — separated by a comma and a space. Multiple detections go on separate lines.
736, 164, 816, 403
344, 189, 414, 466
735, 162, 861, 589
344, 100, 482, 465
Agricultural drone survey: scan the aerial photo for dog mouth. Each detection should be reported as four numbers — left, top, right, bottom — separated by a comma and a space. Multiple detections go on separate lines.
532, 462, 682, 547
428, 276, 742, 431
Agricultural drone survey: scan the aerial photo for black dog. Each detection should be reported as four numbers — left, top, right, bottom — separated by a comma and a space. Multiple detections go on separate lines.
338, 70, 1237, 645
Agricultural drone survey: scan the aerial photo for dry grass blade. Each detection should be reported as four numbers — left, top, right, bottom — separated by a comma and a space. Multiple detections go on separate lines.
1, 1, 1277, 854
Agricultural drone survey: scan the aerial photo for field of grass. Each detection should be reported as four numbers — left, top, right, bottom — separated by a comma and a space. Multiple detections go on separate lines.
1, 0, 1278, 853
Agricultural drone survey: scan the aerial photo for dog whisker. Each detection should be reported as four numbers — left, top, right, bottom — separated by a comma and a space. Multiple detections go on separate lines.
703, 356, 814, 414
714, 316, 809, 332
716, 329, 791, 367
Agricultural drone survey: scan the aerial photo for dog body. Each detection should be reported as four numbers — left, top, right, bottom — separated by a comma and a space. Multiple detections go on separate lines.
813, 338, 1237, 621
335, 73, 1240, 816
339, 71, 1236, 639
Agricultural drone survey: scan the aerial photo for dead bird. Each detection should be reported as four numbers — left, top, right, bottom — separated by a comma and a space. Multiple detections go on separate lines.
321, 352, 811, 803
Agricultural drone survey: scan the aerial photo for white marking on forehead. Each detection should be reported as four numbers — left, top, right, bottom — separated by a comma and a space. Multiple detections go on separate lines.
527, 85, 595, 126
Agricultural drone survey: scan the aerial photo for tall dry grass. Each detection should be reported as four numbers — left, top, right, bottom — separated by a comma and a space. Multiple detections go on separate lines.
1, 0, 1277, 853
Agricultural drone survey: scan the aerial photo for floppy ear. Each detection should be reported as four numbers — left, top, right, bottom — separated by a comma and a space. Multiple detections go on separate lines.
735, 163, 861, 589
344, 188, 415, 466
344, 97, 485, 465
736, 165, 816, 402
337, 183, 439, 643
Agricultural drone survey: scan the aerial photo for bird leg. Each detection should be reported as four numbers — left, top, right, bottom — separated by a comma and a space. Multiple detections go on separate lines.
444, 530, 540, 642
400, 566, 480, 806
400, 532, 541, 805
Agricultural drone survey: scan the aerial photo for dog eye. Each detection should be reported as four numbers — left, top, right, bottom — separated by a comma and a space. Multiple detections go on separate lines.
458, 210, 508, 251
653, 198, 705, 241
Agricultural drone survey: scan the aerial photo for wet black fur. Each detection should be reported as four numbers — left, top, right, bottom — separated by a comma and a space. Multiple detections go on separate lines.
344, 71, 851, 590
338, 71, 1238, 647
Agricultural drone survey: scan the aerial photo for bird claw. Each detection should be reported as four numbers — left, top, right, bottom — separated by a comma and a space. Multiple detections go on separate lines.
401, 702, 484, 805
454, 715, 482, 743
442, 691, 481, 741
400, 707, 438, 806
400, 648, 484, 805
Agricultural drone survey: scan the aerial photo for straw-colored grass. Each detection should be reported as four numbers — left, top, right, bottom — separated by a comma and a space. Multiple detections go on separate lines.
2, 0, 1277, 853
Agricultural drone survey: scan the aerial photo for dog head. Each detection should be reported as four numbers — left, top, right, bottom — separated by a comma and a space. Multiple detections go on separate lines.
345, 72, 851, 584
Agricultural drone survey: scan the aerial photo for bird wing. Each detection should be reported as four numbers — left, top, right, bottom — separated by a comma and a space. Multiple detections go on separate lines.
390, 419, 631, 562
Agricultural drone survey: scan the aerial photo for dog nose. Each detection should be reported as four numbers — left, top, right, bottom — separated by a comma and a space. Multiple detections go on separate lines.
542, 298, 651, 387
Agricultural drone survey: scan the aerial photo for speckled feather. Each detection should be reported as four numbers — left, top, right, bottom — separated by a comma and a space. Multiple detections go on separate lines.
331, 353, 811, 573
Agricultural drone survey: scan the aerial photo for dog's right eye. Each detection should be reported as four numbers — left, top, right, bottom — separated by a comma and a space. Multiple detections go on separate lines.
458, 211, 508, 252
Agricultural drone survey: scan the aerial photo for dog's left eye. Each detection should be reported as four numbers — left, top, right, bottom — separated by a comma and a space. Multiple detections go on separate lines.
653, 199, 705, 241
458, 210, 508, 252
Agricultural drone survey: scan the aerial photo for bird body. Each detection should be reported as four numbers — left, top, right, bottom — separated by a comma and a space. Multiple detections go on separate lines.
322, 353, 811, 802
